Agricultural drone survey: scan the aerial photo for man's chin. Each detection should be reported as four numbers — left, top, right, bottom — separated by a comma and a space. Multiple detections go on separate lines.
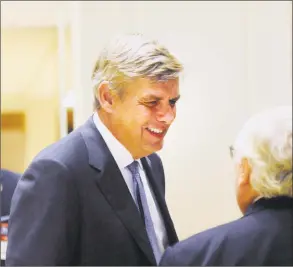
145, 142, 164, 154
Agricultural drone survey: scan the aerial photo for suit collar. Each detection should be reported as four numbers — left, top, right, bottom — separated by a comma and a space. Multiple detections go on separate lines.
80, 117, 156, 264
141, 157, 178, 245
244, 196, 293, 217
79, 116, 111, 171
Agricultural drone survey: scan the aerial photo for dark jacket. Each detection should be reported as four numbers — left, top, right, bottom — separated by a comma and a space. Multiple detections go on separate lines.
6, 116, 178, 266
160, 197, 293, 266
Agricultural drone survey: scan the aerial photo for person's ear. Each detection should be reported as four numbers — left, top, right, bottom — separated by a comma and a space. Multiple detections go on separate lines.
239, 158, 251, 185
96, 81, 115, 113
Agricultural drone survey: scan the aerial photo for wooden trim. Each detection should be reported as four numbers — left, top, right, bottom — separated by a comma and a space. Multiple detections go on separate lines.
1, 113, 25, 131
67, 108, 73, 133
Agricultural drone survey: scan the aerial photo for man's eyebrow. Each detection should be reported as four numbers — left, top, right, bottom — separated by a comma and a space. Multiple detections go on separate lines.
140, 95, 163, 101
170, 95, 181, 101
140, 95, 181, 101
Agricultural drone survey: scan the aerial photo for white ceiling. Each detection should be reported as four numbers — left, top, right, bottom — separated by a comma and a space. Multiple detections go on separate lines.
1, 1, 70, 28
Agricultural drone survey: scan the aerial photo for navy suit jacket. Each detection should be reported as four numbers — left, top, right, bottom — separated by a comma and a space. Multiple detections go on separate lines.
0, 169, 20, 219
160, 197, 293, 266
6, 117, 178, 266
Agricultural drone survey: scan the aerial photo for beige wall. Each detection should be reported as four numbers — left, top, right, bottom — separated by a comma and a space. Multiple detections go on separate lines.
1, 27, 61, 171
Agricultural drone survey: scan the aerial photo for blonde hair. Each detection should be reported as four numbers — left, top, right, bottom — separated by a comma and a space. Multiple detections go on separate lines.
234, 106, 292, 197
92, 33, 183, 109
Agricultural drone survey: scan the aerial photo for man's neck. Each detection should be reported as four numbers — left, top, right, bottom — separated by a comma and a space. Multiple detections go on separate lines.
96, 110, 151, 160
97, 110, 136, 158
97, 110, 112, 132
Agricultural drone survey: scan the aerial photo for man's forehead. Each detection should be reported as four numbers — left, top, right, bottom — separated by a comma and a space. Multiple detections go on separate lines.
140, 91, 180, 100
142, 79, 179, 93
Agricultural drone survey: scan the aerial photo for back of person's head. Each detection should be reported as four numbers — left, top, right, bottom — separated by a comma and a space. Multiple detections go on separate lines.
232, 106, 292, 213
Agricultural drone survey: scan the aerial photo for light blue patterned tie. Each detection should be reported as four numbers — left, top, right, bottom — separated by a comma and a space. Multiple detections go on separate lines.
127, 161, 162, 264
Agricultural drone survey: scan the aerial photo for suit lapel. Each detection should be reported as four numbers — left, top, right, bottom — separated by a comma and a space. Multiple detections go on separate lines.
80, 117, 156, 265
141, 157, 178, 245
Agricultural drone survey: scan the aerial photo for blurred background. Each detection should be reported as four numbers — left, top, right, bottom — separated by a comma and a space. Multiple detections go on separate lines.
1, 1, 292, 239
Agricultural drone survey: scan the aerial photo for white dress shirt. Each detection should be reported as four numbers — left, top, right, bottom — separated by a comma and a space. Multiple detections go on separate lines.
93, 113, 168, 254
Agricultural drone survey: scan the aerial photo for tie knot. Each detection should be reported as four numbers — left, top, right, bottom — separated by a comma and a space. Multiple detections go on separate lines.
127, 161, 140, 175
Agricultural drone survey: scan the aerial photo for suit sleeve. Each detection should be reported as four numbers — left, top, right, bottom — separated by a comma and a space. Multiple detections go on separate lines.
160, 246, 178, 266
6, 159, 80, 265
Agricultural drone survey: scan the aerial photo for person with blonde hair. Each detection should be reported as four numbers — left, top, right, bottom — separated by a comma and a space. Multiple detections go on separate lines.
7, 33, 183, 266
160, 106, 292, 266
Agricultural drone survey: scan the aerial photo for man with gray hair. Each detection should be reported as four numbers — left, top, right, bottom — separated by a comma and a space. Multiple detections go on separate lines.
6, 33, 183, 266
160, 106, 293, 266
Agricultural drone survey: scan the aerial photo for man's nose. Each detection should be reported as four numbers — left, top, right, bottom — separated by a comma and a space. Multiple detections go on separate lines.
157, 105, 176, 125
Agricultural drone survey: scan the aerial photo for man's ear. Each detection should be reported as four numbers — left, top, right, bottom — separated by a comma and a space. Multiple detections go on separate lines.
96, 81, 115, 113
239, 158, 252, 185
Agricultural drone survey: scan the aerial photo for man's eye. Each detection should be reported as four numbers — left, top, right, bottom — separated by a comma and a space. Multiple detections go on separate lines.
169, 100, 177, 107
146, 101, 158, 106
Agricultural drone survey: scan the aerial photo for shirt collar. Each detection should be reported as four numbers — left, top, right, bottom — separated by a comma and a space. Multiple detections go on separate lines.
253, 196, 263, 203
93, 112, 142, 170
245, 196, 293, 217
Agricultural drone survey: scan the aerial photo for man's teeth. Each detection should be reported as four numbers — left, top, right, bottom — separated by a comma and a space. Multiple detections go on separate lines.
147, 127, 163, 134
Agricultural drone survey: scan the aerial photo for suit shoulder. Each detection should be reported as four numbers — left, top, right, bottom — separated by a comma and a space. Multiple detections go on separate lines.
0, 169, 21, 182
183, 216, 260, 247
173, 220, 236, 250
163, 218, 247, 265
33, 127, 86, 167
164, 212, 287, 265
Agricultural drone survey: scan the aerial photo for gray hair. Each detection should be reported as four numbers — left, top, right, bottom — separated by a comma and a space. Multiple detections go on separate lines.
91, 33, 183, 109
233, 106, 292, 198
